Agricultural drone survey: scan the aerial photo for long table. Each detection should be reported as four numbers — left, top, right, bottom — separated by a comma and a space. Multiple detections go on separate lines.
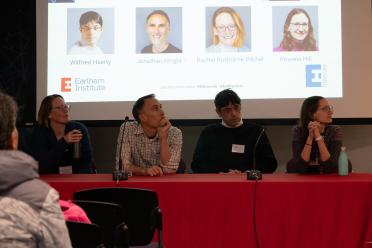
41, 173, 372, 248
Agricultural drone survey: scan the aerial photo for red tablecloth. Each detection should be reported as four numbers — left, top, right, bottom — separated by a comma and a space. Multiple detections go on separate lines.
41, 173, 372, 248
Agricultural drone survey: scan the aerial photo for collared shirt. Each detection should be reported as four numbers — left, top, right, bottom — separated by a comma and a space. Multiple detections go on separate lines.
221, 119, 243, 128
115, 121, 182, 171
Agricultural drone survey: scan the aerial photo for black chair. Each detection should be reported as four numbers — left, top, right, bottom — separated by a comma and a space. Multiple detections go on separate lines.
73, 200, 129, 248
66, 221, 104, 248
73, 188, 163, 248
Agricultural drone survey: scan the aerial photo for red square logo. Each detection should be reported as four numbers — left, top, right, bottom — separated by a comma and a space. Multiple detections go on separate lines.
61, 77, 72, 92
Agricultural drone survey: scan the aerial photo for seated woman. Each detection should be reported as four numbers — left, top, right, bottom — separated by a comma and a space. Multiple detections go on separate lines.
274, 8, 318, 52
287, 96, 351, 174
31, 94, 94, 174
207, 7, 250, 53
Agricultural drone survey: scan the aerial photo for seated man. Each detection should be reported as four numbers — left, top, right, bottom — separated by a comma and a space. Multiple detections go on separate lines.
191, 89, 277, 173
115, 94, 182, 176
0, 91, 71, 247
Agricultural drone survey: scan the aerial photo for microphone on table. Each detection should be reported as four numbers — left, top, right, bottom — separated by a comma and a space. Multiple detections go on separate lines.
113, 116, 131, 181
247, 128, 265, 180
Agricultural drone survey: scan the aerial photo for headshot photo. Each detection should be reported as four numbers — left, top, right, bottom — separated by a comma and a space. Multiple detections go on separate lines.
67, 8, 114, 55
136, 8, 182, 54
273, 7, 318, 52
206, 6, 251, 53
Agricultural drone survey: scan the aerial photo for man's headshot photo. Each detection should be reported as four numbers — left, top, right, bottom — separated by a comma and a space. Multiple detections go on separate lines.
67, 8, 115, 55
273, 6, 319, 52
136, 8, 182, 54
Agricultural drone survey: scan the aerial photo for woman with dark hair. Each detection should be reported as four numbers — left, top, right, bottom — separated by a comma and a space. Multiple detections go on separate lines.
31, 94, 94, 174
274, 8, 318, 52
287, 96, 351, 173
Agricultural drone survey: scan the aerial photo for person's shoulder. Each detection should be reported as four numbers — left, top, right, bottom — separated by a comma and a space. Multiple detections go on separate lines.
167, 43, 182, 53
67, 121, 88, 131
242, 122, 262, 131
206, 45, 217, 53
141, 45, 152, 53
201, 123, 223, 133
169, 126, 182, 135
274, 46, 284, 52
238, 46, 251, 52
32, 124, 50, 135
326, 125, 342, 137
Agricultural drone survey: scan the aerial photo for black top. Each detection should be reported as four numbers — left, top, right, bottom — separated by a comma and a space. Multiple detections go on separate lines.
191, 122, 278, 173
286, 125, 351, 174
31, 121, 94, 174
141, 43, 182, 53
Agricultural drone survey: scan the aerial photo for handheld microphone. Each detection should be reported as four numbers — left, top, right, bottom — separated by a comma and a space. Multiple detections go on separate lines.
247, 128, 265, 180
113, 116, 130, 181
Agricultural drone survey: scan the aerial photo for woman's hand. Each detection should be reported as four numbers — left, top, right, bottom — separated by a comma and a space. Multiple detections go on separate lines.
64, 129, 82, 144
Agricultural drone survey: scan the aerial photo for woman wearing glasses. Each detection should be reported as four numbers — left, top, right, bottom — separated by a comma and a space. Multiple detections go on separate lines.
31, 94, 94, 174
207, 7, 250, 53
287, 96, 351, 174
274, 8, 318, 52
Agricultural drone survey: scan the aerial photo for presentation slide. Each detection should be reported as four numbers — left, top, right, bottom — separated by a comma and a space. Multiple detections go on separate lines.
47, 0, 342, 103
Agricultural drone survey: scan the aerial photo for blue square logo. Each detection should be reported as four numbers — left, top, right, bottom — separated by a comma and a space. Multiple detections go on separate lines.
306, 64, 322, 87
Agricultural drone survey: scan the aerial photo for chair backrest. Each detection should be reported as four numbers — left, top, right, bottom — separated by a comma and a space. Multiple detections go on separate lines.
73, 187, 160, 246
66, 221, 104, 248
73, 200, 129, 248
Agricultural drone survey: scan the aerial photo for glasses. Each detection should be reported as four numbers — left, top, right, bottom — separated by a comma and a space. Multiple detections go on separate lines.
81, 25, 102, 32
290, 22, 309, 29
52, 104, 70, 111
216, 24, 237, 32
318, 105, 333, 112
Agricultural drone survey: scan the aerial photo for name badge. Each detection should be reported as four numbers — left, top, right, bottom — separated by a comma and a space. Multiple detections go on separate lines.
232, 144, 245, 154
59, 166, 73, 174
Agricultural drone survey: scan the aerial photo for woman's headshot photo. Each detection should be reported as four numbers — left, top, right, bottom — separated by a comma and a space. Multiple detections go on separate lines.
67, 8, 115, 55
273, 7, 318, 52
206, 6, 251, 53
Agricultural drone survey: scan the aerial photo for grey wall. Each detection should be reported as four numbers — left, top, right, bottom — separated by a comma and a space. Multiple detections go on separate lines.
88, 124, 372, 173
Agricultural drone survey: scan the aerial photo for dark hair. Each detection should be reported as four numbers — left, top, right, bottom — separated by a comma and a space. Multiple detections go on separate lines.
0, 91, 18, 149
299, 96, 324, 140
214, 89, 241, 111
132, 94, 155, 123
80, 11, 103, 27
38, 94, 64, 128
279, 8, 317, 51
146, 10, 170, 25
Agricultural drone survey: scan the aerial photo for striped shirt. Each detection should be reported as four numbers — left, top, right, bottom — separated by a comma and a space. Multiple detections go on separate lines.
115, 121, 182, 171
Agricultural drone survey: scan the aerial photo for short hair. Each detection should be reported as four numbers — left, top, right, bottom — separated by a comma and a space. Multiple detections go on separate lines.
214, 89, 241, 111
132, 94, 156, 123
211, 7, 246, 48
38, 94, 64, 128
279, 8, 317, 51
146, 10, 170, 25
0, 91, 18, 149
80, 11, 103, 27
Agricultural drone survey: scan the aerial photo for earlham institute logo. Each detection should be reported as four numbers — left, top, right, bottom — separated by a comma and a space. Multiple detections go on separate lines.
61, 77, 72, 92
60, 77, 106, 92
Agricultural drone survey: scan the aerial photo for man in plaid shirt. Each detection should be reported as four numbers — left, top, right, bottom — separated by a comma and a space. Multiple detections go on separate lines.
116, 94, 182, 176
